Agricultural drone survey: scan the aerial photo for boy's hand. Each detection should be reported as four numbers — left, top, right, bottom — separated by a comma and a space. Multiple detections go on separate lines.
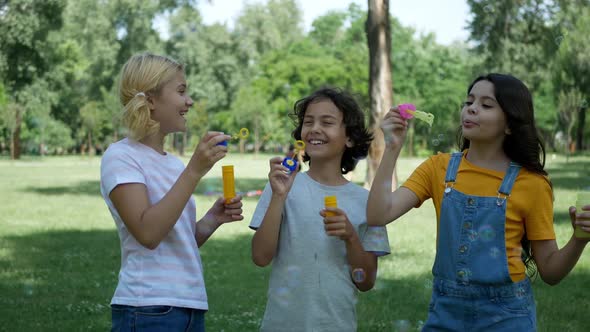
321, 208, 356, 241
380, 107, 408, 151
268, 156, 298, 198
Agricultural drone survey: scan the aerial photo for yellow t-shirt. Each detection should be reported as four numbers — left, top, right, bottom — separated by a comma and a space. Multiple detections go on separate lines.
403, 151, 555, 282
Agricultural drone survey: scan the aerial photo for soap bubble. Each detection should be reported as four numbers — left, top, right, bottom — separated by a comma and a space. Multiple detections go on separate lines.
478, 225, 496, 241
351, 268, 366, 283
393, 319, 411, 332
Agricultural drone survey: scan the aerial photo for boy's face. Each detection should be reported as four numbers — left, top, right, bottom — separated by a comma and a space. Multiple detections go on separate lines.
301, 99, 352, 162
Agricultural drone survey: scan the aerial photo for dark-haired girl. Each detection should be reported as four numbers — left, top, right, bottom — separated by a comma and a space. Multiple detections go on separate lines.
367, 74, 589, 331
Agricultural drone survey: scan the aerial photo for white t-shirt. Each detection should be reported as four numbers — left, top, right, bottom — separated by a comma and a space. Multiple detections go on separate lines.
100, 138, 208, 310
250, 172, 390, 332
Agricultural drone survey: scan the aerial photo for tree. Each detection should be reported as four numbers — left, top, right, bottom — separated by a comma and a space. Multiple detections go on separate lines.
465, 0, 563, 149
79, 101, 102, 155
365, 0, 392, 188
466, 0, 557, 90
0, 82, 8, 153
230, 86, 274, 154
18, 78, 57, 156
234, 0, 304, 69
557, 89, 583, 159
552, 1, 590, 151
0, 0, 66, 158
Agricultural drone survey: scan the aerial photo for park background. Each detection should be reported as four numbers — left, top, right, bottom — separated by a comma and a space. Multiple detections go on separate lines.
1, 0, 589, 331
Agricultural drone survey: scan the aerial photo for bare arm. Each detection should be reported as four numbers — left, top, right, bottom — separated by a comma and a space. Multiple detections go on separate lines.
321, 207, 377, 291
109, 132, 230, 249
251, 157, 297, 267
367, 107, 419, 226
344, 232, 378, 292
531, 206, 590, 285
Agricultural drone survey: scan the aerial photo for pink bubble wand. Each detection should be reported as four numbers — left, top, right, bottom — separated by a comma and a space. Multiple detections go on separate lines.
398, 103, 434, 127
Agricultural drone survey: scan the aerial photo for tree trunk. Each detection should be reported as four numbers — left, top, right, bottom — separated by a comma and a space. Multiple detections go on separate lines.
407, 121, 415, 157
10, 106, 22, 160
87, 131, 95, 156
239, 138, 245, 154
254, 114, 260, 155
179, 132, 186, 156
576, 107, 586, 151
365, 0, 395, 189
169, 133, 175, 153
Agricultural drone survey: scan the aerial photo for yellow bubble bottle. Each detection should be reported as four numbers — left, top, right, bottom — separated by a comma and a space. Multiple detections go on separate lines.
222, 165, 235, 204
324, 195, 338, 217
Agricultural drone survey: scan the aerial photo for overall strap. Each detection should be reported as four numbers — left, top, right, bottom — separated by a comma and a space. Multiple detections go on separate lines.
496, 162, 522, 205
444, 152, 463, 184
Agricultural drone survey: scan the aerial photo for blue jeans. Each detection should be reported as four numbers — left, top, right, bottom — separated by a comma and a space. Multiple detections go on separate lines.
111, 305, 206, 332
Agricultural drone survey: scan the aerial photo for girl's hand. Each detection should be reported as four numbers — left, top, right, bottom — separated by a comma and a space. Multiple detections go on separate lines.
321, 208, 356, 241
205, 195, 244, 226
188, 131, 231, 179
268, 156, 298, 198
380, 106, 408, 151
570, 204, 590, 242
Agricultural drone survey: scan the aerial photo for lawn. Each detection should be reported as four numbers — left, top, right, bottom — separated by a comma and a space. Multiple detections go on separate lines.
0, 152, 588, 331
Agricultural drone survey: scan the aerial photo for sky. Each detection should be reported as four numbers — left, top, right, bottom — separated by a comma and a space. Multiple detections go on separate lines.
196, 0, 470, 45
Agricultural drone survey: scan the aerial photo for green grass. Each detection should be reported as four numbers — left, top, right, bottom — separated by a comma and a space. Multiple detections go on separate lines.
0, 152, 589, 331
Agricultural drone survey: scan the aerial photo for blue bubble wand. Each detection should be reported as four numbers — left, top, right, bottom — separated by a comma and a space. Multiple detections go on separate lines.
282, 140, 305, 173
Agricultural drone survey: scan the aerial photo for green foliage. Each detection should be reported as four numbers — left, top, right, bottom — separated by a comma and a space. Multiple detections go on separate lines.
0, 0, 66, 90
466, 0, 558, 89
465, 0, 590, 153
2, 0, 589, 157
234, 0, 304, 67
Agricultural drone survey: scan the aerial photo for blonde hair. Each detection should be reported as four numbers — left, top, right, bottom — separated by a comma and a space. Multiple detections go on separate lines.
119, 52, 184, 140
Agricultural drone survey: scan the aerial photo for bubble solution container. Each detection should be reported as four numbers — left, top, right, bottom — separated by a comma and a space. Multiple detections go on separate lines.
324, 195, 338, 217
574, 190, 590, 239
282, 157, 298, 173
222, 165, 235, 204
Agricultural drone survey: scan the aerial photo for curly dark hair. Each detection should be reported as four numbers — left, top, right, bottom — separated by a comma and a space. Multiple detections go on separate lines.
457, 73, 551, 279
290, 87, 373, 174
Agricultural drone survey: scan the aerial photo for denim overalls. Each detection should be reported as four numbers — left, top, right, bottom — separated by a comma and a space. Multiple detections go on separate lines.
423, 153, 536, 331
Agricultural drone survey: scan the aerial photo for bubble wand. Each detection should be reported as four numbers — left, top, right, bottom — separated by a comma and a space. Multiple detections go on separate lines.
282, 140, 305, 174
217, 128, 250, 146
398, 103, 434, 127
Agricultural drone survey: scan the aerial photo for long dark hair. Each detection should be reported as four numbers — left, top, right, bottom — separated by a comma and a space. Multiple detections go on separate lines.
457, 73, 550, 278
290, 87, 373, 174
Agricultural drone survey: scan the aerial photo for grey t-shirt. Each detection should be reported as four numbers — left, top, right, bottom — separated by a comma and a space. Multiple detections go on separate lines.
250, 172, 390, 332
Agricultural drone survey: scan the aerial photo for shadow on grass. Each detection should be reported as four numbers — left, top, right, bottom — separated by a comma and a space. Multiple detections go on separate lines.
22, 178, 269, 200
0, 229, 267, 332
195, 177, 268, 196
547, 160, 590, 191
1, 229, 588, 332
0, 229, 120, 331
23, 180, 102, 196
